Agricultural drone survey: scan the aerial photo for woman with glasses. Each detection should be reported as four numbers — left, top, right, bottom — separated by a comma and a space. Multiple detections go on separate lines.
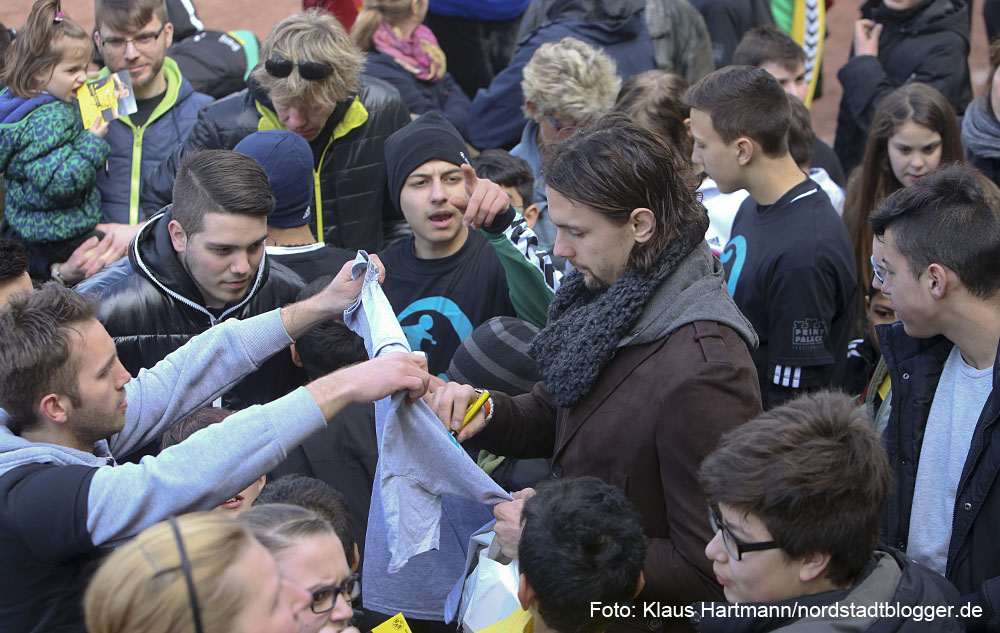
84, 512, 311, 633
241, 503, 360, 633
350, 0, 471, 139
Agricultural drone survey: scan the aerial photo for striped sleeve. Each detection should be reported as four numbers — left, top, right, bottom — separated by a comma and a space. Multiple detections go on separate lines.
507, 219, 562, 293
772, 365, 804, 389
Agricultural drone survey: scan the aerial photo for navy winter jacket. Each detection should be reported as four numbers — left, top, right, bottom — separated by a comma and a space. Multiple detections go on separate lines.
96, 57, 212, 225
834, 0, 971, 173
428, 0, 530, 20
467, 0, 655, 150
362, 51, 471, 139
878, 322, 1000, 631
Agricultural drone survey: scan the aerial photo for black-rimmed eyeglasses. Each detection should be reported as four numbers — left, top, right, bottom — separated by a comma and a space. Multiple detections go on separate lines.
265, 57, 334, 81
708, 505, 779, 561
99, 23, 165, 54
310, 573, 361, 614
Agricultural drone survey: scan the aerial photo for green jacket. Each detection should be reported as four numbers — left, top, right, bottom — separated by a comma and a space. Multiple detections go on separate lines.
0, 89, 109, 243
485, 213, 561, 328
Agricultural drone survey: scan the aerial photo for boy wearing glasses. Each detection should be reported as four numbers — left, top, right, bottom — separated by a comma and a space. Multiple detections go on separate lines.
144, 9, 410, 254
697, 390, 961, 630
842, 281, 896, 421
871, 165, 1000, 632
92, 0, 212, 239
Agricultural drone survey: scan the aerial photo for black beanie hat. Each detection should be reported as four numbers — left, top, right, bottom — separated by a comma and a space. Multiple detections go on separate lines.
446, 316, 541, 396
385, 111, 468, 212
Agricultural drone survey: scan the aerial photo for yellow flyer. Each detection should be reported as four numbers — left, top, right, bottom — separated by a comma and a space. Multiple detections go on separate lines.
76, 70, 137, 129
371, 613, 413, 633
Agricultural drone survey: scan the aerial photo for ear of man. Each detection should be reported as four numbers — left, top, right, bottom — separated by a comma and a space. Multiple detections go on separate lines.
167, 219, 188, 253
629, 207, 656, 244
38, 393, 71, 425
289, 343, 303, 368
797, 550, 833, 583
523, 203, 540, 229
517, 573, 535, 611
926, 262, 951, 300
735, 136, 755, 166
525, 100, 539, 122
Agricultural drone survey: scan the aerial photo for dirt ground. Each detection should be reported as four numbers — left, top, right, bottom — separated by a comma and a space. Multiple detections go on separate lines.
1, 0, 991, 145
0, 0, 300, 43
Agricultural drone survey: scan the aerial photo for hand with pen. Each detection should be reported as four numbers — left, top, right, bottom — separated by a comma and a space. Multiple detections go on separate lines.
429, 380, 530, 558
448, 161, 511, 231
429, 381, 490, 442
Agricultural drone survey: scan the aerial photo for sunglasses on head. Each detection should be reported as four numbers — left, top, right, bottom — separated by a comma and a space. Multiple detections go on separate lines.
265, 57, 334, 81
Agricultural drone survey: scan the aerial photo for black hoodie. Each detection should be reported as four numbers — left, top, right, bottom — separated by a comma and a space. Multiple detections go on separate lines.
834, 0, 971, 173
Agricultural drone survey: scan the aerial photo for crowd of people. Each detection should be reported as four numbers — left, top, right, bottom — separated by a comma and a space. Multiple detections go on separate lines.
1, 0, 1000, 632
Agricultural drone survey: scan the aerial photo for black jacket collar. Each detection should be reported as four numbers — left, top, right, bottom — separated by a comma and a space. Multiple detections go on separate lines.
128, 207, 271, 316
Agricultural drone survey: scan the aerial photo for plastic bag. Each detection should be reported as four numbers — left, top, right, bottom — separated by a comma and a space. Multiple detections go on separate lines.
456, 530, 520, 633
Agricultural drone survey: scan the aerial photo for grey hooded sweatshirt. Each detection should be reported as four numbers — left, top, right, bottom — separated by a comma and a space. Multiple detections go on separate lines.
0, 309, 326, 633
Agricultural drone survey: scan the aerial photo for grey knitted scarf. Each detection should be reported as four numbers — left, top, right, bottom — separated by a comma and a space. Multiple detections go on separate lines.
962, 99, 1000, 160
529, 232, 700, 407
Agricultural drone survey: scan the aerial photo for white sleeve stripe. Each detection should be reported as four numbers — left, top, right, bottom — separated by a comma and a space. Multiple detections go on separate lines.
789, 189, 818, 204
177, 0, 205, 30
773, 365, 804, 388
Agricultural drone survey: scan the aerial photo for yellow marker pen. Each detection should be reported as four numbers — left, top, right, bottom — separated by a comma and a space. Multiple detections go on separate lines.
452, 390, 490, 437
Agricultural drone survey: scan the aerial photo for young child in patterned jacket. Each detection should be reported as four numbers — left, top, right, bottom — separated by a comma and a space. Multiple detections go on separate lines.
0, 0, 110, 273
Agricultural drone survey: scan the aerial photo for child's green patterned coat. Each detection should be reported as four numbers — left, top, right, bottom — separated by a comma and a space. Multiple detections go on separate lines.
0, 89, 110, 243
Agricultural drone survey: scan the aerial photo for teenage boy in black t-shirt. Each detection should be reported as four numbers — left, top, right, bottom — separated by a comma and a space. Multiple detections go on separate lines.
378, 112, 522, 379
686, 68, 856, 409
731, 25, 846, 188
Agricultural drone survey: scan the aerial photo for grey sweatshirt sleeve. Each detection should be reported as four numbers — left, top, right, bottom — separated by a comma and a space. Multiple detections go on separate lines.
109, 309, 294, 457
87, 387, 325, 546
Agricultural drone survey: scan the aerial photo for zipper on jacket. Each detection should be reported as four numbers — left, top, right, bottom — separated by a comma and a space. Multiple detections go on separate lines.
129, 124, 144, 225
115, 59, 182, 223
130, 212, 264, 326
